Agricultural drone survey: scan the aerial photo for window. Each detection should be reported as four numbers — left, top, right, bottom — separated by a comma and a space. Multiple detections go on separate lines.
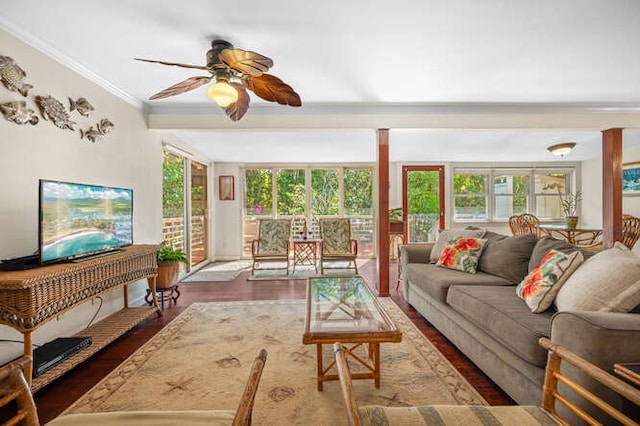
311, 169, 339, 215
453, 172, 488, 221
453, 167, 575, 222
277, 169, 305, 215
493, 173, 528, 219
242, 166, 374, 256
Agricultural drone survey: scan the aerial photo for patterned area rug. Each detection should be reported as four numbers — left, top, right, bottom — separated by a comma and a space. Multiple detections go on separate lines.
247, 263, 357, 280
61, 299, 486, 425
181, 260, 251, 282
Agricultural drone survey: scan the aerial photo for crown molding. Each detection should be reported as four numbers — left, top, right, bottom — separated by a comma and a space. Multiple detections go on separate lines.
144, 101, 640, 116
0, 17, 143, 110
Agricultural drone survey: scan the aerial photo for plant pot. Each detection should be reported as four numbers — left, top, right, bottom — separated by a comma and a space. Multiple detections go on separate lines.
566, 216, 579, 229
389, 220, 404, 235
155, 261, 180, 289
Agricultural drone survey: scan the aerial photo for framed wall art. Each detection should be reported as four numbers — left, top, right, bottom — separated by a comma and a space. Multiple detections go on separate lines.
219, 175, 234, 200
623, 162, 640, 195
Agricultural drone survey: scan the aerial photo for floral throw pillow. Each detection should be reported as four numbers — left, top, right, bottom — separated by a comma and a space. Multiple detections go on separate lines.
516, 250, 584, 313
436, 237, 487, 274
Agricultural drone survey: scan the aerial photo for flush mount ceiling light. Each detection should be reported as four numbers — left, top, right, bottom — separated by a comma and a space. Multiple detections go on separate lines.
547, 142, 577, 157
135, 39, 301, 121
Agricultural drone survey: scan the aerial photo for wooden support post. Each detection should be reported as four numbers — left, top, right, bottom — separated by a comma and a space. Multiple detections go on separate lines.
377, 129, 390, 296
602, 128, 623, 249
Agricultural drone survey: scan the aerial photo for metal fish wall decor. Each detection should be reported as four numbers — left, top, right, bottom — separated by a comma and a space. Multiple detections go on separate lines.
0, 101, 39, 125
0, 55, 33, 96
36, 95, 76, 130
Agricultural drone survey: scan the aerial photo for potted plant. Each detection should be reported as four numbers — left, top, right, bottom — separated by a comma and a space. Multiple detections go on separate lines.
560, 191, 582, 229
155, 242, 189, 289
389, 208, 404, 234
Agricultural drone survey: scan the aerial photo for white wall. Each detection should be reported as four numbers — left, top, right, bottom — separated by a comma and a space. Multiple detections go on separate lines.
0, 30, 163, 363
213, 163, 243, 260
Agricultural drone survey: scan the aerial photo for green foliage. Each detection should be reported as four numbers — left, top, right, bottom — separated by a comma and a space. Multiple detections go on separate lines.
344, 169, 372, 215
157, 242, 188, 264
407, 171, 441, 215
389, 207, 403, 220
312, 169, 339, 215
277, 169, 305, 215
560, 191, 582, 216
162, 152, 185, 218
245, 169, 273, 215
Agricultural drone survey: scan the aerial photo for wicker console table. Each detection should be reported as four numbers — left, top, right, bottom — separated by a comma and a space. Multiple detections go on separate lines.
0, 244, 162, 391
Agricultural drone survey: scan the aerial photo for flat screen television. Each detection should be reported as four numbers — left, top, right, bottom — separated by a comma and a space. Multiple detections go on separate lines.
39, 179, 133, 264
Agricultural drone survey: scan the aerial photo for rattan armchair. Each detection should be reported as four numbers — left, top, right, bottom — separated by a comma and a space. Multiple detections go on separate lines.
508, 213, 541, 236
0, 356, 39, 426
318, 218, 358, 274
48, 349, 268, 426
250, 219, 292, 276
335, 340, 640, 426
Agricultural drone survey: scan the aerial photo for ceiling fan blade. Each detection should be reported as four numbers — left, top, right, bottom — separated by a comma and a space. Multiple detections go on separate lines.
219, 48, 273, 77
247, 74, 302, 107
149, 76, 212, 100
134, 58, 209, 71
225, 83, 250, 121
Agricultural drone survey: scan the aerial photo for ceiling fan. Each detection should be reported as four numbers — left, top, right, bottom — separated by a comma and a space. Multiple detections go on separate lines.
135, 39, 301, 121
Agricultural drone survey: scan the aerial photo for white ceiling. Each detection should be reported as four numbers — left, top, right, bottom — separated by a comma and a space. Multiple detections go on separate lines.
2, 0, 640, 162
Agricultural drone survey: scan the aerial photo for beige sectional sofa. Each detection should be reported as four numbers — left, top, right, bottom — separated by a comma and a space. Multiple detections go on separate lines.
400, 231, 640, 421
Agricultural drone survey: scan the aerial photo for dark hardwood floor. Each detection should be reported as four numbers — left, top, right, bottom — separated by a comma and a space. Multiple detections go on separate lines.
34, 259, 514, 423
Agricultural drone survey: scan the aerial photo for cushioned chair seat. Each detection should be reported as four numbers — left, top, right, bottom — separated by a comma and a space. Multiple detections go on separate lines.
446, 285, 553, 367
357, 405, 560, 425
405, 263, 512, 304
46, 410, 236, 425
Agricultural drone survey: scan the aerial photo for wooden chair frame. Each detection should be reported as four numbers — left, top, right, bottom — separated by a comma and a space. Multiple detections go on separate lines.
335, 339, 640, 426
0, 356, 39, 426
509, 213, 541, 237
250, 219, 292, 276
318, 218, 358, 275
622, 214, 640, 250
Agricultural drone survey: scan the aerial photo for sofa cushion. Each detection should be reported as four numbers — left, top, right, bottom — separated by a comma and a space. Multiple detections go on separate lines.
478, 233, 538, 284
555, 242, 640, 312
406, 263, 512, 303
516, 250, 584, 313
430, 229, 486, 263
529, 236, 594, 272
436, 237, 487, 274
446, 285, 553, 367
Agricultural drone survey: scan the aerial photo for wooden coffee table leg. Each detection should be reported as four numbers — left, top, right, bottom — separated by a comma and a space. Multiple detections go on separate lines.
373, 343, 380, 388
316, 344, 324, 391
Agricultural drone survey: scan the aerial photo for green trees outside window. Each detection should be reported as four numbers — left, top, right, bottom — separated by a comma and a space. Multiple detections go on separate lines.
245, 169, 273, 216
344, 168, 373, 216
277, 169, 305, 215
311, 169, 339, 216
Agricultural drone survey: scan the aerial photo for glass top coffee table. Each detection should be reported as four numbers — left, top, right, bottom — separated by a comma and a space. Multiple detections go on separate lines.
303, 275, 402, 391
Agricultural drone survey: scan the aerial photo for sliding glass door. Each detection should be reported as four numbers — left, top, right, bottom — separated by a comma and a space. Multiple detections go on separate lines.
162, 150, 209, 273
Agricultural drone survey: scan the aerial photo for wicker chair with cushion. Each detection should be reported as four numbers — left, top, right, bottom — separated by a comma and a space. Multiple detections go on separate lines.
335, 340, 640, 426
48, 349, 268, 426
318, 218, 358, 274
0, 356, 39, 426
250, 219, 292, 276
509, 213, 541, 236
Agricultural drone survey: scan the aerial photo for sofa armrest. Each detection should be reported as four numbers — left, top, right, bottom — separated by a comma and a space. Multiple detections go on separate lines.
550, 311, 640, 367
399, 244, 434, 265
399, 244, 434, 299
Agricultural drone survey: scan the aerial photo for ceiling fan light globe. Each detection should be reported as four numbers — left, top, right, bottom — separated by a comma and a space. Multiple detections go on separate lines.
208, 80, 238, 107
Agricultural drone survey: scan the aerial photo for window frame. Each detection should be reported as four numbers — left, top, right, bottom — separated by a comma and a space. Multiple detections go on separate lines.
452, 166, 577, 223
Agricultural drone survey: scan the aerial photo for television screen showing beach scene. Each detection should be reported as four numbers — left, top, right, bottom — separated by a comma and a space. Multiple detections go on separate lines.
40, 180, 133, 263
